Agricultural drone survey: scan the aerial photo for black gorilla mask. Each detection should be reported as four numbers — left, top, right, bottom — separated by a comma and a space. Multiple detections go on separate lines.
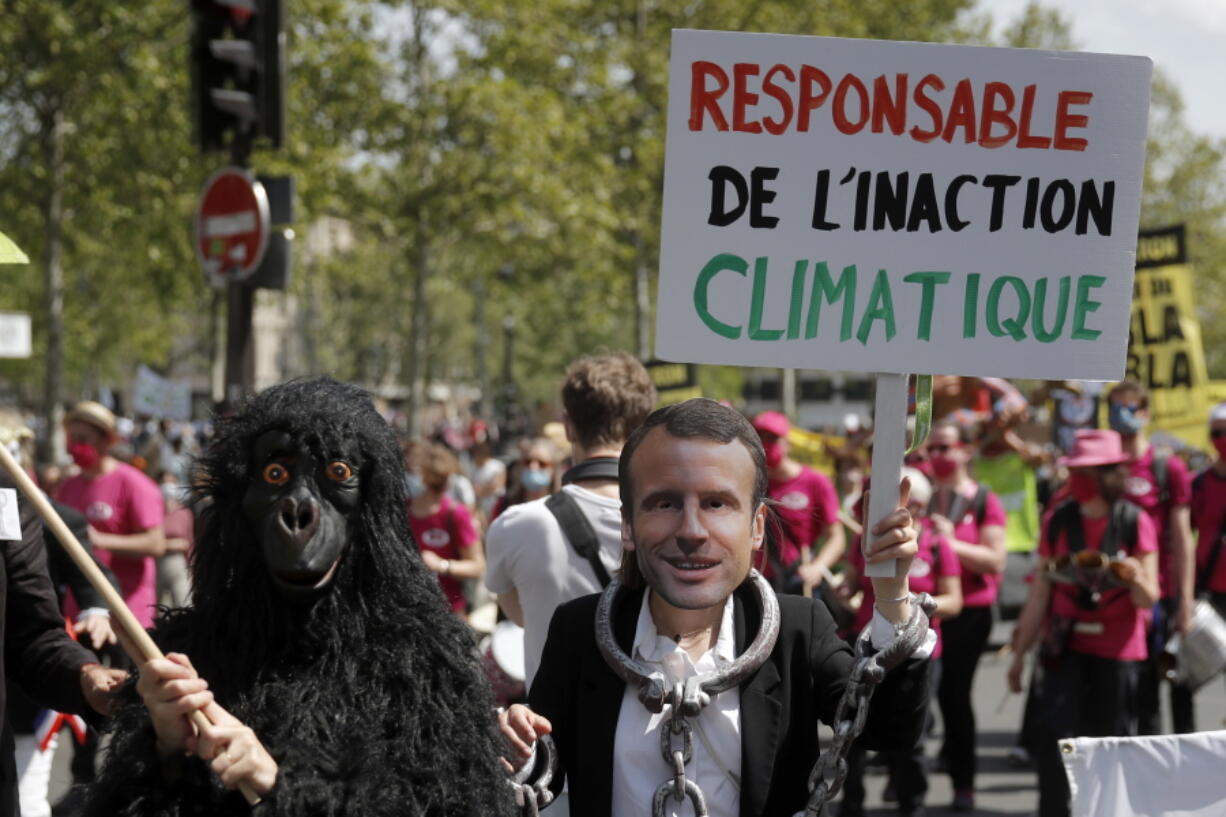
241, 429, 362, 598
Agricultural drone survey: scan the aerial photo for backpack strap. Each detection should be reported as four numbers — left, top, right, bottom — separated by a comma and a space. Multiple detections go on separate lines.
931, 488, 973, 532
1151, 453, 1170, 507
1045, 498, 1085, 554
545, 490, 612, 588
972, 484, 989, 526
1102, 499, 1140, 557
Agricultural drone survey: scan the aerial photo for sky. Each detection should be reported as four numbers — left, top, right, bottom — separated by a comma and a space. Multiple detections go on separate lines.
986, 0, 1226, 141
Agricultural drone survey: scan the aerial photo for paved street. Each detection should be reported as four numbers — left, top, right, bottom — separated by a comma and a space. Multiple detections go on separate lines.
833, 621, 1226, 816
46, 621, 1226, 814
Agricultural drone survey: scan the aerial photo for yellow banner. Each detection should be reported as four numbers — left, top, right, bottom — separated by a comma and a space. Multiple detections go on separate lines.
1126, 261, 1210, 449
786, 427, 843, 479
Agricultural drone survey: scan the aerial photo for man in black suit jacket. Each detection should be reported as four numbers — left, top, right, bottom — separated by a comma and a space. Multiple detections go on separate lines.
501, 399, 931, 817
0, 473, 126, 817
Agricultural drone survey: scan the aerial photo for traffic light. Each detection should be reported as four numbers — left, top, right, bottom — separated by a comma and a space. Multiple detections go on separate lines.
190, 0, 285, 156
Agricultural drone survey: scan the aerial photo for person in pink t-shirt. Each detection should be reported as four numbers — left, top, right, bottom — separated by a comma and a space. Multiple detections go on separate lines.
750, 411, 844, 595
1008, 430, 1159, 817
1107, 380, 1195, 735
924, 421, 1006, 812
840, 468, 962, 817
55, 402, 165, 630
407, 443, 483, 615
1190, 402, 1226, 697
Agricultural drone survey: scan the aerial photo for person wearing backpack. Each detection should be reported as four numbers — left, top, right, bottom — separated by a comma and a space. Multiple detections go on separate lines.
484, 353, 657, 690
1107, 380, 1196, 734
1190, 402, 1226, 684
1008, 429, 1159, 817
925, 421, 1007, 813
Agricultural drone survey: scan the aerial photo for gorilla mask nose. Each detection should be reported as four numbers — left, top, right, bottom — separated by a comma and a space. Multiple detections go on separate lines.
276, 495, 321, 547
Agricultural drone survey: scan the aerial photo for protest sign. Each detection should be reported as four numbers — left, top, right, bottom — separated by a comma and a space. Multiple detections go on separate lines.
133, 365, 193, 421
656, 30, 1152, 574
1126, 225, 1211, 448
645, 359, 703, 405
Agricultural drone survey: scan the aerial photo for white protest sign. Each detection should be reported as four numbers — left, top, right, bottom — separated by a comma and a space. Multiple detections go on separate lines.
0, 312, 32, 359
656, 30, 1152, 576
657, 30, 1152, 380
132, 365, 193, 421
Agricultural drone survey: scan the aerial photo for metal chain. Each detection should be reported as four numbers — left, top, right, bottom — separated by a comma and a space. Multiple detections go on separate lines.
509, 733, 557, 816
799, 593, 936, 817
596, 571, 781, 817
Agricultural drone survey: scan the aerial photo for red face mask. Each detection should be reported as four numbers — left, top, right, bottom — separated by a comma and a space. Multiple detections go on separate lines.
1214, 437, 1226, 460
1068, 471, 1100, 503
929, 456, 958, 479
762, 441, 784, 468
68, 442, 100, 470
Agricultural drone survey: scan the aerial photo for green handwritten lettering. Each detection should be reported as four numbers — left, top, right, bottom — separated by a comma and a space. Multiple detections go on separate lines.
693, 253, 745, 340
856, 269, 896, 345
1072, 274, 1105, 340
805, 262, 857, 341
903, 271, 951, 341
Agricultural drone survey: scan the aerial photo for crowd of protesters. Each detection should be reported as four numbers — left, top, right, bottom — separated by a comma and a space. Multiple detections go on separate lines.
7, 369, 1226, 817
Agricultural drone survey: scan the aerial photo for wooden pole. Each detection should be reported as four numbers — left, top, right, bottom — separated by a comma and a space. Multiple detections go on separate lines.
0, 444, 261, 805
864, 372, 908, 579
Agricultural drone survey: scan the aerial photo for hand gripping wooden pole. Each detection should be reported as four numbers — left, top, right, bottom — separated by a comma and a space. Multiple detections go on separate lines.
0, 443, 261, 805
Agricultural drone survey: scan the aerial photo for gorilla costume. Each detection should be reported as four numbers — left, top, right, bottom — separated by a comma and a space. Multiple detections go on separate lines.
86, 379, 514, 816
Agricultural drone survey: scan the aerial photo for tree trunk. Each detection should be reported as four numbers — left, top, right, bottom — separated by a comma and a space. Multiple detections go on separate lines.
633, 230, 651, 360
404, 226, 429, 437
39, 106, 66, 464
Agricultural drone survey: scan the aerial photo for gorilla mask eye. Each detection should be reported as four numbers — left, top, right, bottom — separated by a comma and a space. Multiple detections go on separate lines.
325, 461, 354, 482
263, 463, 290, 485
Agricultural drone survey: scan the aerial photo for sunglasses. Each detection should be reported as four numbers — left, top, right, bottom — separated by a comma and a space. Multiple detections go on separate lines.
927, 443, 961, 454
524, 458, 552, 468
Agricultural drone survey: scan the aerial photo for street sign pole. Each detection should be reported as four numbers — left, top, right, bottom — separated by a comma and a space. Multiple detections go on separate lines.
194, 162, 267, 409
224, 279, 255, 409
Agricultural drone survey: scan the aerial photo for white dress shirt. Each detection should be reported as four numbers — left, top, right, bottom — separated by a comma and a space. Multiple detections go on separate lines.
612, 592, 742, 817
608, 592, 935, 817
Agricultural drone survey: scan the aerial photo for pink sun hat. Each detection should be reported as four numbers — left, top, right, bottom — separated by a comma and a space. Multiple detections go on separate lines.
752, 410, 790, 438
1059, 429, 1129, 468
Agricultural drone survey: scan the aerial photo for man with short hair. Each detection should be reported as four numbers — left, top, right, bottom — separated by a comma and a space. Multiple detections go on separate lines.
485, 353, 656, 688
750, 411, 843, 594
56, 402, 166, 630
501, 399, 932, 817
1106, 381, 1196, 733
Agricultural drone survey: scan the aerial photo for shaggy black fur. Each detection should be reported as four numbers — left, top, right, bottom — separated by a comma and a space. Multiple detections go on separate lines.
85, 378, 515, 816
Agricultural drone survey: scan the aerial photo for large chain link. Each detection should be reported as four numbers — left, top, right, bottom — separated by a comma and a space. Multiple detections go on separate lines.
508, 732, 557, 816
797, 592, 936, 817
596, 571, 781, 817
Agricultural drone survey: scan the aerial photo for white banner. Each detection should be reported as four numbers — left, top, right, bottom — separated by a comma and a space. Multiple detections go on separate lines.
1061, 731, 1226, 816
657, 30, 1152, 380
132, 365, 192, 421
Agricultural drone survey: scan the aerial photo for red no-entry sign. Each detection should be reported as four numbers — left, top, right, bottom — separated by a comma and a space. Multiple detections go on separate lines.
195, 166, 270, 285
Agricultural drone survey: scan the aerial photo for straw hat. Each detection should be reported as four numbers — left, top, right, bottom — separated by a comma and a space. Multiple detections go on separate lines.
64, 401, 118, 437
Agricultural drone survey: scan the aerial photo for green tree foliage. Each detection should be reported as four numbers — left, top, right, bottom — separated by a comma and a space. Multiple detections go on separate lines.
996, 2, 1226, 377
22, 0, 1221, 433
